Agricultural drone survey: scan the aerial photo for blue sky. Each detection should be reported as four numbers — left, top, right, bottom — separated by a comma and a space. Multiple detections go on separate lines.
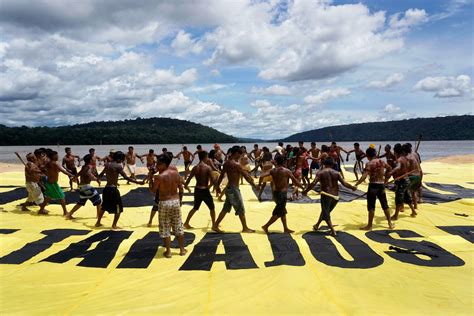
0, 0, 472, 139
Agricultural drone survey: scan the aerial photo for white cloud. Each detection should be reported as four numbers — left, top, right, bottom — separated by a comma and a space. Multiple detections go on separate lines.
383, 104, 401, 114
171, 30, 203, 57
190, 83, 232, 93
413, 75, 472, 98
366, 73, 405, 89
388, 9, 428, 34
304, 88, 351, 105
379, 103, 410, 120
251, 84, 292, 96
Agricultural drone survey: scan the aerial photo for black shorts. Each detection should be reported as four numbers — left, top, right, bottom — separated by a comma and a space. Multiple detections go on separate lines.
395, 179, 412, 206
310, 161, 320, 170
194, 188, 214, 210
302, 168, 309, 177
102, 186, 123, 214
272, 191, 287, 217
332, 161, 341, 172
68, 167, 77, 176
320, 195, 338, 221
184, 161, 192, 169
367, 183, 388, 211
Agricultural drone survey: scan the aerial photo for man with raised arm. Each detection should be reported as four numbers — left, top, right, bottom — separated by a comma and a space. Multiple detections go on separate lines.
125, 146, 144, 184
212, 145, 258, 233
183, 151, 217, 229
174, 146, 195, 180
261, 155, 304, 234
150, 154, 187, 258
96, 151, 144, 229
303, 157, 356, 237
355, 147, 394, 231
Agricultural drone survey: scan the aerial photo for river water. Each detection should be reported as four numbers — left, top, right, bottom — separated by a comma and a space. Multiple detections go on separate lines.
1, 141, 472, 166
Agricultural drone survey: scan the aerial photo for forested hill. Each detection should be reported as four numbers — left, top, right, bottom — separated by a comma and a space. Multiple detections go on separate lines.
0, 117, 238, 145
283, 115, 474, 142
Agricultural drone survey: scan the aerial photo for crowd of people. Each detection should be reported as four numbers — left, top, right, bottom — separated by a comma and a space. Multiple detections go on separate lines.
19, 141, 422, 258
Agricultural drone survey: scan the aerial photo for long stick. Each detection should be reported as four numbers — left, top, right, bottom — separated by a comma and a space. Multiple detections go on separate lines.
415, 134, 422, 153
14, 152, 27, 166
377, 145, 382, 157
348, 169, 420, 202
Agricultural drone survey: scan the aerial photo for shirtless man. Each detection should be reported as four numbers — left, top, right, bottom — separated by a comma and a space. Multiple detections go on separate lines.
379, 144, 396, 169
403, 143, 422, 209
355, 147, 394, 230
38, 150, 75, 215
183, 151, 217, 229
66, 154, 102, 220
302, 157, 356, 237
194, 145, 203, 157
150, 154, 187, 258
96, 151, 144, 229
22, 153, 44, 212
174, 146, 195, 180
292, 147, 306, 197
249, 144, 263, 176
309, 142, 320, 179
389, 144, 416, 220
329, 142, 348, 177
140, 149, 158, 178
261, 155, 304, 234
346, 143, 366, 181
213, 144, 224, 166
257, 147, 275, 201
212, 145, 258, 233
239, 146, 252, 184
62, 147, 81, 190
125, 146, 144, 184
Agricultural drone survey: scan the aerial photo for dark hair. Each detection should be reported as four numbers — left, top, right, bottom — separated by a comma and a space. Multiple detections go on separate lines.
393, 143, 403, 155
209, 149, 216, 159
47, 150, 58, 159
311, 142, 316, 146
299, 141, 304, 145
354, 143, 360, 147
157, 154, 172, 167
183, 146, 187, 151
254, 144, 258, 148
385, 144, 391, 150
162, 148, 167, 152
34, 149, 45, 157
278, 142, 283, 147
65, 147, 71, 152
275, 155, 285, 165
366, 147, 376, 158
321, 145, 329, 152
262, 146, 269, 152
323, 157, 334, 166
230, 145, 242, 155
149, 149, 154, 153
128, 146, 134, 150
89, 148, 95, 153
113, 151, 126, 162
198, 150, 208, 161
402, 143, 412, 154
331, 141, 336, 145
197, 145, 202, 150
286, 144, 292, 150
83, 154, 92, 164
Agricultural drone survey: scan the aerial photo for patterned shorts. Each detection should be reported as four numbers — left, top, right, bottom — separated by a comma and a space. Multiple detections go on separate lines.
26, 182, 44, 205
158, 199, 184, 238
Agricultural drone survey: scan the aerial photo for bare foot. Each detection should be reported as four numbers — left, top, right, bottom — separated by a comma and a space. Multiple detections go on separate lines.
410, 212, 417, 217
112, 226, 122, 230
242, 228, 255, 233
94, 222, 103, 227
360, 225, 372, 231
38, 209, 49, 215
211, 226, 224, 233
183, 223, 193, 229
391, 215, 398, 220
284, 228, 295, 234
21, 206, 30, 212
261, 226, 269, 234
388, 222, 395, 229
180, 249, 188, 256
147, 222, 152, 227
65, 214, 75, 220
164, 251, 171, 258
329, 231, 337, 237
312, 224, 320, 231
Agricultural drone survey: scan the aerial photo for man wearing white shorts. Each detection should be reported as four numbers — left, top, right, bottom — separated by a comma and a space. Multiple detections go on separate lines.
22, 153, 44, 211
